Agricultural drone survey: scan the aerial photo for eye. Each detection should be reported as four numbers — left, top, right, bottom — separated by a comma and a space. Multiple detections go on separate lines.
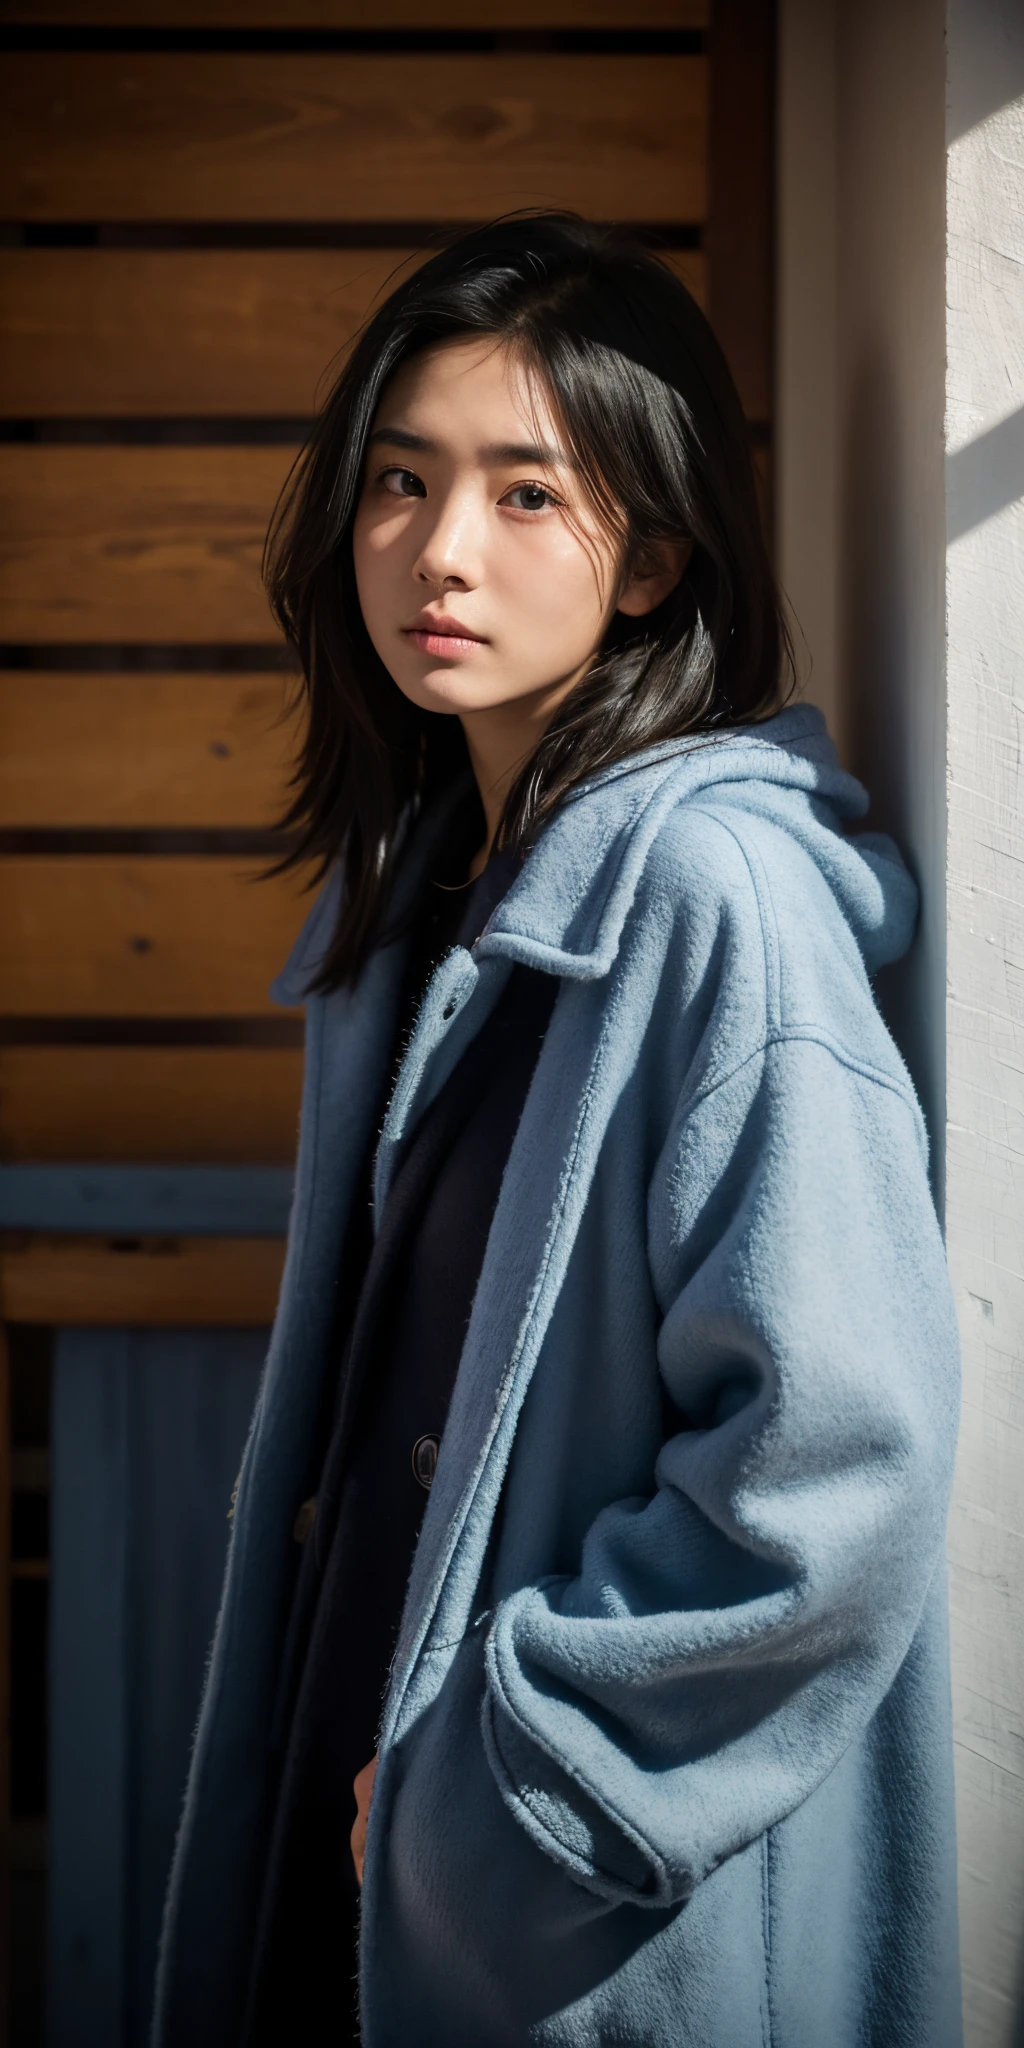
381, 466, 426, 499
502, 482, 558, 514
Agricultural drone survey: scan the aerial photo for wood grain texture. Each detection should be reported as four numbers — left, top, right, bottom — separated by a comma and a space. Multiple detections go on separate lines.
0, 1047, 303, 1164
0, 247, 707, 416
0, 858, 310, 1016
0, 248, 418, 417
0, 446, 296, 642
0, 53, 708, 223
0, 1235, 285, 1324
0, 0, 709, 21
0, 674, 298, 827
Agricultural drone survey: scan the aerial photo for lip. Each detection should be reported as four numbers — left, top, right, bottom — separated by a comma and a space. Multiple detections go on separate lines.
402, 611, 487, 655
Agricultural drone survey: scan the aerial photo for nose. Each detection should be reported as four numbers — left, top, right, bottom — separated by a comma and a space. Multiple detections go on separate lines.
411, 484, 481, 592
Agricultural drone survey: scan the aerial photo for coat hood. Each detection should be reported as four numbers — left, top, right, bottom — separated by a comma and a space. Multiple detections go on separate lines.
273, 706, 917, 1002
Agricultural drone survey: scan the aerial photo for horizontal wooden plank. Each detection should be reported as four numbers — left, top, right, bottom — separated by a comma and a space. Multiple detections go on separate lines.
0, 674, 298, 826
0, 248, 418, 416
0, 857, 312, 1015
0, 446, 295, 642
0, 2, 709, 22
0, 247, 708, 415
0, 1049, 303, 1162
0, 1234, 285, 1324
0, 54, 708, 222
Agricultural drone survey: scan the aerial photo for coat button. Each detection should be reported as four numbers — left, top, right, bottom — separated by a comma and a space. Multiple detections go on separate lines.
411, 1434, 441, 1490
292, 1496, 317, 1544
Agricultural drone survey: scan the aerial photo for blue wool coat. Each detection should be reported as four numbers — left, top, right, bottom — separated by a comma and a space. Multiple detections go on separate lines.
154, 706, 962, 2048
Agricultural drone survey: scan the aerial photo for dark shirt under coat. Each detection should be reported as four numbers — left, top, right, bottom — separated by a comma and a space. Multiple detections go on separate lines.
243, 851, 558, 2045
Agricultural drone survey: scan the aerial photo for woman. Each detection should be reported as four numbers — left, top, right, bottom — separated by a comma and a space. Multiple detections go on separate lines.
154, 216, 961, 2047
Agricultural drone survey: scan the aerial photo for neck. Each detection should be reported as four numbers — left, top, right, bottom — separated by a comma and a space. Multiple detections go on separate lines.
459, 677, 577, 880
460, 719, 525, 879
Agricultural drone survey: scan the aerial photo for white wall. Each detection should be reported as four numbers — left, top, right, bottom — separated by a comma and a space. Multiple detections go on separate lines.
944, 5, 1024, 2041
777, 2, 1024, 2040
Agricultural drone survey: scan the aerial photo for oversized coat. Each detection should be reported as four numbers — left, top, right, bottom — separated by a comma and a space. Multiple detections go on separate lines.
153, 706, 963, 2048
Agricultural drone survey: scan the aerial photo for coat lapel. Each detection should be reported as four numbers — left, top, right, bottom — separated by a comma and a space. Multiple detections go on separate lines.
382, 967, 643, 1745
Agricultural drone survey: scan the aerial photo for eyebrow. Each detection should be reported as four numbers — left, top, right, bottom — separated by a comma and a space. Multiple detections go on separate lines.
368, 426, 567, 466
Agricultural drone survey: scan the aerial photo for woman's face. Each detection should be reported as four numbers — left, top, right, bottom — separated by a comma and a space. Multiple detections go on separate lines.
352, 337, 670, 724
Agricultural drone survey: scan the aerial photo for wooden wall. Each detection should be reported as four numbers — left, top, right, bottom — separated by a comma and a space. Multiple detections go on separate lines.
0, 3, 781, 1336
0, 3, 774, 2040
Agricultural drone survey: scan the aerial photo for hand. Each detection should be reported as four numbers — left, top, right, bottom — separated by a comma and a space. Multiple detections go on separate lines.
351, 1755, 378, 1887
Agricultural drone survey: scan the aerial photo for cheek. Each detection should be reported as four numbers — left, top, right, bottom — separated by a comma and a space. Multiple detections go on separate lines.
352, 507, 400, 620
506, 529, 609, 645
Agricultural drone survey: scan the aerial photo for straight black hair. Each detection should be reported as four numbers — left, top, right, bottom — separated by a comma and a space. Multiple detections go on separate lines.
265, 213, 793, 989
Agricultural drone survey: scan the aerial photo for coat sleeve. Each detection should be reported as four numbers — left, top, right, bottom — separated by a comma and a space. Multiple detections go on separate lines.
481, 1032, 961, 1907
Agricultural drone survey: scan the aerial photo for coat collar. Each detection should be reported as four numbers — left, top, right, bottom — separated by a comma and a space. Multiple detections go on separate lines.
271, 706, 842, 1002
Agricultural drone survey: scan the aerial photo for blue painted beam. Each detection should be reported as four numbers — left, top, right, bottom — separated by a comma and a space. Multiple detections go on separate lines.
0, 1165, 294, 1237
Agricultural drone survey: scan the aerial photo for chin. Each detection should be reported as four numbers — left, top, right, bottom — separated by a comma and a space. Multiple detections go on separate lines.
392, 666, 493, 717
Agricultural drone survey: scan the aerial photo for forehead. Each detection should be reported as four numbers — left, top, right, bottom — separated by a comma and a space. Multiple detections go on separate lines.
372, 337, 559, 444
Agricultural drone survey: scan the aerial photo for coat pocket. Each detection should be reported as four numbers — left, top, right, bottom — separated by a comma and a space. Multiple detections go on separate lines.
368, 1631, 660, 2048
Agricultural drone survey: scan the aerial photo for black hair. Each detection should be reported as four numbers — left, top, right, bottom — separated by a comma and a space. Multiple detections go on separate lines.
265, 212, 792, 989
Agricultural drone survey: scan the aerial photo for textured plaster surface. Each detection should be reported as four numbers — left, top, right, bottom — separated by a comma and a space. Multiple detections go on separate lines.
945, 8, 1024, 2039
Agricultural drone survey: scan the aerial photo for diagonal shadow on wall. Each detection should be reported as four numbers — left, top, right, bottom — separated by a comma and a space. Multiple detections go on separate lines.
946, 0, 1024, 140
946, 405, 1024, 542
